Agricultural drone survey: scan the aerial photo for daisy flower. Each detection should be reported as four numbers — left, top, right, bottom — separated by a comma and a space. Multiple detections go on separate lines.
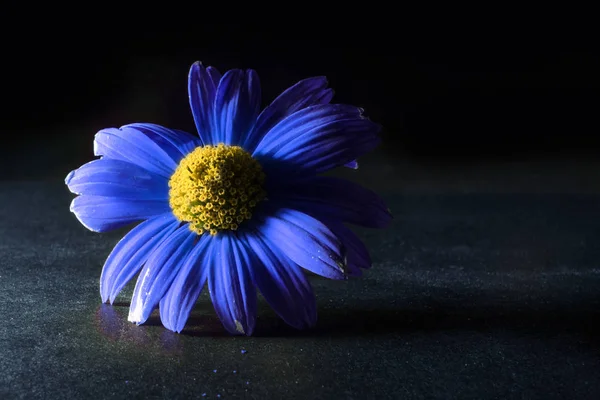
65, 62, 391, 335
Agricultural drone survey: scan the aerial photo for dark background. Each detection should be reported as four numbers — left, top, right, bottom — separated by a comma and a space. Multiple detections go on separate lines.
2, 19, 599, 186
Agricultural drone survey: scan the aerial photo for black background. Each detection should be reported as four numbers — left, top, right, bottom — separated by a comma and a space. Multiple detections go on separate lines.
3, 16, 599, 181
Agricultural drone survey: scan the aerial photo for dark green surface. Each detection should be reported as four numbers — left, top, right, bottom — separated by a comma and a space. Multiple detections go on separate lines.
2, 181, 600, 399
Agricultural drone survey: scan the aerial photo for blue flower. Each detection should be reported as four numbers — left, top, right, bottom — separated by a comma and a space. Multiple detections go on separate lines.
65, 62, 391, 335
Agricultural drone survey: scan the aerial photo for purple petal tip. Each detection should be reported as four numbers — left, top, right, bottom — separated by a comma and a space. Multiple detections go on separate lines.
65, 170, 75, 185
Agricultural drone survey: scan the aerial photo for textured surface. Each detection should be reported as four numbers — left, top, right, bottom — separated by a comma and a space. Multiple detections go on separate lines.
2, 179, 600, 399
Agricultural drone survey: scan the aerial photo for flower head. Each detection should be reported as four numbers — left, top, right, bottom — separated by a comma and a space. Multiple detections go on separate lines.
65, 62, 391, 335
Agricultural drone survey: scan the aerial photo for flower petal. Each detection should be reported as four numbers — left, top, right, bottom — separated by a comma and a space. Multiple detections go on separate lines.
253, 104, 381, 177
243, 76, 333, 152
206, 66, 222, 86
69, 195, 171, 232
65, 159, 168, 200
125, 123, 201, 161
344, 160, 359, 169
213, 69, 261, 146
94, 126, 178, 178
128, 225, 197, 325
99, 213, 179, 303
159, 233, 211, 333
322, 220, 372, 277
270, 176, 392, 229
188, 62, 219, 145
254, 207, 347, 279
241, 231, 317, 330
207, 232, 257, 336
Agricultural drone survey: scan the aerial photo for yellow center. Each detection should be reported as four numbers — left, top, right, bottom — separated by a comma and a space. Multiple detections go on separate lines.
168, 144, 266, 235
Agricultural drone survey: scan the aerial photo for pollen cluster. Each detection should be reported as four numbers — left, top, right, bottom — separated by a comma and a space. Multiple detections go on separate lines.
169, 144, 266, 235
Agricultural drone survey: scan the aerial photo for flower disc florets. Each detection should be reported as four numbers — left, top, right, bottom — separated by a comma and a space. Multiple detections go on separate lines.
169, 144, 266, 235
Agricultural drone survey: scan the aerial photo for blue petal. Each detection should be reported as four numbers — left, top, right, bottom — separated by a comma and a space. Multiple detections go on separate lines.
207, 232, 257, 336
254, 207, 347, 279
159, 234, 211, 333
253, 104, 381, 177
65, 159, 168, 200
344, 160, 359, 169
323, 220, 372, 277
243, 76, 333, 152
206, 66, 222, 87
69, 195, 171, 232
99, 213, 179, 303
188, 62, 219, 145
269, 176, 392, 229
125, 123, 201, 161
241, 231, 317, 330
214, 69, 261, 146
94, 126, 179, 178
128, 225, 197, 325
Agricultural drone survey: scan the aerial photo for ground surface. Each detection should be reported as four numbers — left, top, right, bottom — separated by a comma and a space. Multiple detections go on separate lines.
2, 158, 600, 399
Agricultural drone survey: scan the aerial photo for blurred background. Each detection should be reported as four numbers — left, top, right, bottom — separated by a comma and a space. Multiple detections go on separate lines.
2, 17, 599, 192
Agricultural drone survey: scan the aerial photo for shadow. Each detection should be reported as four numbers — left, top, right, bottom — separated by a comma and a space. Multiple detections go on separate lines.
299, 304, 600, 341
95, 299, 600, 350
178, 314, 236, 337
246, 300, 600, 356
